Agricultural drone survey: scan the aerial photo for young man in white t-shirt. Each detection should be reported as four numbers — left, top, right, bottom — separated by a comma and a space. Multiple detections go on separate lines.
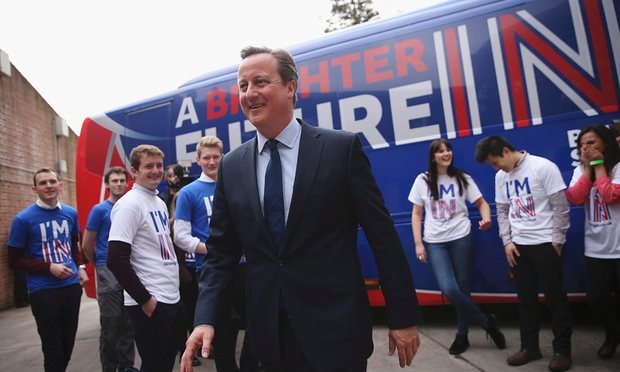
476, 136, 572, 372
107, 144, 184, 372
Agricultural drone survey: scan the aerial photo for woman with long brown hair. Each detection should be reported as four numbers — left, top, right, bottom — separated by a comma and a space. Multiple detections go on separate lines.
566, 123, 620, 359
408, 138, 505, 355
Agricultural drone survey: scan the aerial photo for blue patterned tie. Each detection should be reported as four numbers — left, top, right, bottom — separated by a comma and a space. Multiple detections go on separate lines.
264, 139, 285, 253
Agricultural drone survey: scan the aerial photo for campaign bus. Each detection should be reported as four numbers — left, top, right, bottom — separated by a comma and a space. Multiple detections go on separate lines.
77, 0, 620, 305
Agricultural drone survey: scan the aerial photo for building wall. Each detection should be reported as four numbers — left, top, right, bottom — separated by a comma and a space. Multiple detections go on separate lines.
0, 61, 78, 310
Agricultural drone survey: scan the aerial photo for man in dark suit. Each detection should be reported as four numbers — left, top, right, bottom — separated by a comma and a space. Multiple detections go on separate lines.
181, 46, 421, 372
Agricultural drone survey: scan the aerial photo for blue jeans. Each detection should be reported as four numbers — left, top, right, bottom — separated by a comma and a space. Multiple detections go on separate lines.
427, 233, 486, 335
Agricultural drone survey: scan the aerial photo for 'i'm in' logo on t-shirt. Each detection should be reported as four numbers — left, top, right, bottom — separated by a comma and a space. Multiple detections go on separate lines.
149, 210, 176, 261
590, 192, 612, 226
203, 194, 214, 224
430, 184, 456, 221
39, 219, 72, 263
505, 177, 536, 221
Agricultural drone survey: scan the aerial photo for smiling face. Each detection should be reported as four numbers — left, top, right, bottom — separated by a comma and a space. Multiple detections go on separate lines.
33, 170, 62, 206
106, 172, 128, 200
433, 143, 453, 171
197, 145, 222, 180
132, 154, 164, 191
237, 53, 296, 138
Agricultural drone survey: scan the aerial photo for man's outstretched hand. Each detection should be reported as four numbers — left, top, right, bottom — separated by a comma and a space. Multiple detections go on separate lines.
388, 325, 421, 368
179, 325, 214, 372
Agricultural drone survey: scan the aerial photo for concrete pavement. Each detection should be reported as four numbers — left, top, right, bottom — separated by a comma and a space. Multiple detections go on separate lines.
1, 295, 619, 371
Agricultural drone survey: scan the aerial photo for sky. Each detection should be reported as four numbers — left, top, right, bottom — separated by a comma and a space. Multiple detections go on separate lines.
1, 0, 447, 134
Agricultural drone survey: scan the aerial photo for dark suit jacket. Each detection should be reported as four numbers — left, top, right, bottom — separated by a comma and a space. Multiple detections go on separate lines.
195, 120, 420, 371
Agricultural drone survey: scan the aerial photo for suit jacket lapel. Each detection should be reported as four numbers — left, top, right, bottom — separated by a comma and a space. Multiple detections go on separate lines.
241, 138, 265, 232
285, 122, 323, 240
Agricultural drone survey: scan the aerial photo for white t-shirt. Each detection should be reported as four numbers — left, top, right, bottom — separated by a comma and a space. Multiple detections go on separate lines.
408, 173, 482, 243
495, 153, 566, 245
109, 184, 180, 305
569, 163, 620, 258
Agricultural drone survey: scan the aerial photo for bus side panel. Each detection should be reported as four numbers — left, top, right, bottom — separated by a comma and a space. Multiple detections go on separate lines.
77, 118, 123, 298
76, 0, 619, 305
315, 0, 619, 305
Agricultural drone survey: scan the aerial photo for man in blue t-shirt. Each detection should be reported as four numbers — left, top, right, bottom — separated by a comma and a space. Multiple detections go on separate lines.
83, 166, 138, 372
8, 168, 87, 372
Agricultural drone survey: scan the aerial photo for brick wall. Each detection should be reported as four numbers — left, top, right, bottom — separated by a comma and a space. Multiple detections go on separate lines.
0, 64, 78, 310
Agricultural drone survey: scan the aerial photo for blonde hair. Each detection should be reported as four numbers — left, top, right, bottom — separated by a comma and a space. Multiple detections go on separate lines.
196, 135, 223, 157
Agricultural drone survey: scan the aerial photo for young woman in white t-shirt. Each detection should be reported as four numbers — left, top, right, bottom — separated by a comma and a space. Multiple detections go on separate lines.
566, 124, 620, 359
408, 139, 505, 355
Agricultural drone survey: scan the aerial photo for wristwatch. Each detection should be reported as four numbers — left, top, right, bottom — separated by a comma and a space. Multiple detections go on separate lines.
78, 264, 86, 269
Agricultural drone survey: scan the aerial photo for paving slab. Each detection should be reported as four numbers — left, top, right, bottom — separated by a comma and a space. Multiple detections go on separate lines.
1, 296, 619, 371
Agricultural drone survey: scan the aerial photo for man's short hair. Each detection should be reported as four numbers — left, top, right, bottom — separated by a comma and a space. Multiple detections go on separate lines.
129, 144, 164, 170
196, 135, 224, 156
475, 136, 515, 163
104, 166, 129, 184
240, 46, 299, 105
33, 168, 58, 186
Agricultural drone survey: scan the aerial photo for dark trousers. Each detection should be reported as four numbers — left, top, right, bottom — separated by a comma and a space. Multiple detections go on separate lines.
214, 303, 240, 372
231, 263, 260, 372
212, 262, 262, 372
179, 269, 198, 352
238, 330, 259, 372
30, 283, 82, 372
13, 270, 29, 307
96, 266, 135, 372
513, 243, 572, 355
259, 309, 367, 372
584, 256, 620, 341
127, 301, 184, 372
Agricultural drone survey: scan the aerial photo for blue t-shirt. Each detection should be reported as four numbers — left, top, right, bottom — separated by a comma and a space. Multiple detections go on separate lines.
175, 179, 216, 272
85, 200, 113, 266
8, 203, 80, 293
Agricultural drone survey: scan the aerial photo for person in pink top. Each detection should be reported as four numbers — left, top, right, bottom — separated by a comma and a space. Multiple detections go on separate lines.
566, 123, 620, 360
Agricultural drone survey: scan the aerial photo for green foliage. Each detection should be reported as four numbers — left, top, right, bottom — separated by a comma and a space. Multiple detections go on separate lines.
325, 0, 379, 33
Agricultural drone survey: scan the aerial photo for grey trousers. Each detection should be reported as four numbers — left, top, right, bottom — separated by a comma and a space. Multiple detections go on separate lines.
96, 265, 136, 372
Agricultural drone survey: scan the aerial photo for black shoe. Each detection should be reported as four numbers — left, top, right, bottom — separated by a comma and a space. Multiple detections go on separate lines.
485, 313, 506, 349
449, 334, 470, 355
597, 339, 618, 359
118, 367, 139, 372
